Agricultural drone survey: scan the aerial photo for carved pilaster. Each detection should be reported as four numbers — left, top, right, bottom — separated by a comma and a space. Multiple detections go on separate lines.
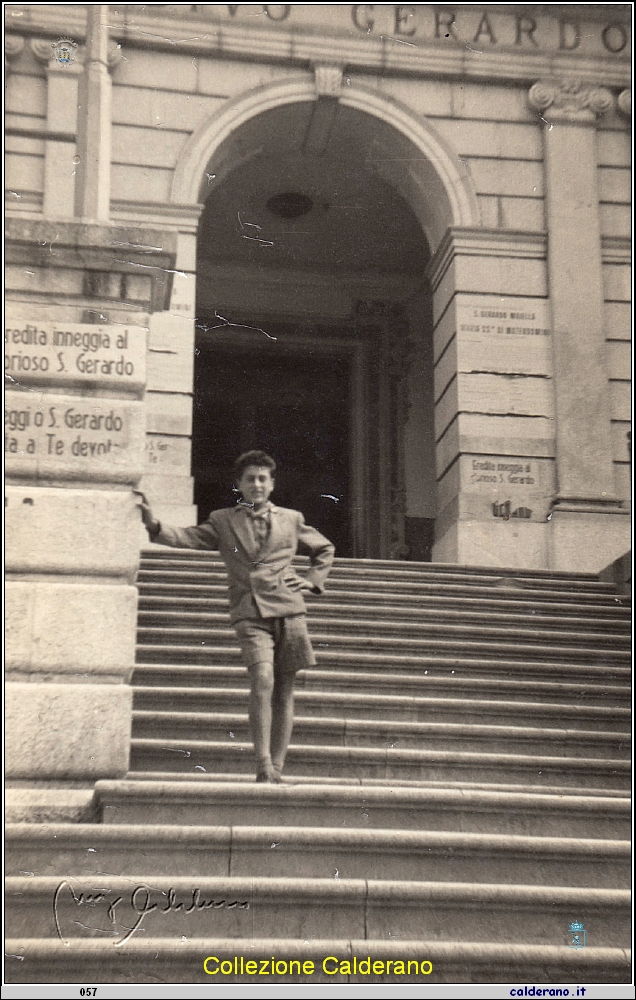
528, 79, 614, 123
531, 74, 620, 515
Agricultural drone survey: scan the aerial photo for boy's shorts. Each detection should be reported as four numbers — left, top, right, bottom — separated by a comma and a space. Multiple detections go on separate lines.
234, 614, 316, 674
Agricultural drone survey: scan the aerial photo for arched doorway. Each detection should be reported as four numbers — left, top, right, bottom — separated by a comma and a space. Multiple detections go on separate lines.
170, 79, 479, 559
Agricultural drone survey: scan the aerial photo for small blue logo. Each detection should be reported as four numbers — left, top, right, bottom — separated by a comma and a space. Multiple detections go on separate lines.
53, 38, 77, 65
568, 920, 586, 949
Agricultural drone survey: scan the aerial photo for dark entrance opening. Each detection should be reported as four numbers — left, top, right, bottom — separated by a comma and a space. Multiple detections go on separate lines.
192, 333, 352, 556
192, 101, 436, 560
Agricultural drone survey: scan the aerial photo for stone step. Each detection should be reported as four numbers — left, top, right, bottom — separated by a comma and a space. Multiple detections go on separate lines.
94, 779, 632, 839
132, 710, 631, 759
130, 739, 631, 790
125, 771, 632, 799
135, 644, 632, 681
141, 549, 604, 581
133, 685, 631, 731
6, 875, 630, 947
139, 554, 613, 589
137, 596, 632, 629
136, 629, 630, 666
132, 664, 632, 707
5, 869, 630, 947
5, 823, 630, 888
137, 609, 632, 642
137, 569, 618, 601
138, 579, 629, 609
5, 937, 631, 985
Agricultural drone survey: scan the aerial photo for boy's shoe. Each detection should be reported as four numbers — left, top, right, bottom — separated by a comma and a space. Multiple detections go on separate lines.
271, 765, 284, 783
255, 766, 277, 783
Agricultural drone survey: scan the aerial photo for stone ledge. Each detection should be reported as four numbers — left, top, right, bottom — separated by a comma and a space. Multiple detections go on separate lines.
6, 6, 631, 87
5, 218, 177, 312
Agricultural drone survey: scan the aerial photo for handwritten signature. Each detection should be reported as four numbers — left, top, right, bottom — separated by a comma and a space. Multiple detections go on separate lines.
53, 881, 250, 947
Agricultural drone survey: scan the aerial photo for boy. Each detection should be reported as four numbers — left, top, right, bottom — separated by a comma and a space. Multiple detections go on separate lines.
137, 450, 335, 783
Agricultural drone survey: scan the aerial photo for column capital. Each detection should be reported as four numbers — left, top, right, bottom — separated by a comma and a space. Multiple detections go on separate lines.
5, 34, 24, 70
425, 227, 546, 293
617, 88, 631, 118
31, 36, 122, 73
31, 36, 82, 67
31, 37, 84, 77
528, 79, 614, 123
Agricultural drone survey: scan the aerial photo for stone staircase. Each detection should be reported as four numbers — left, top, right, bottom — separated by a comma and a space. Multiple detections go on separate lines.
6, 550, 632, 983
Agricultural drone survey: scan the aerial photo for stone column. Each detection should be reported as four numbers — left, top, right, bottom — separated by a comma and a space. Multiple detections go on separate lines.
528, 79, 630, 571
5, 220, 175, 822
5, 302, 147, 822
429, 228, 555, 569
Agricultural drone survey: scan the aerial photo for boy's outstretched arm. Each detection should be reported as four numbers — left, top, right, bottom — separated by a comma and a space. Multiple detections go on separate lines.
296, 513, 335, 594
134, 491, 219, 550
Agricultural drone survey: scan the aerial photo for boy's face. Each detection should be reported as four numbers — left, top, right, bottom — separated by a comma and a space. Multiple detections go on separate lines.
237, 465, 274, 508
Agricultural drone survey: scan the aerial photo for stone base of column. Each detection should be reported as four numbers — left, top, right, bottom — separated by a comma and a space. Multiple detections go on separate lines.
548, 505, 631, 573
6, 681, 132, 777
433, 519, 549, 570
599, 550, 631, 596
6, 680, 132, 822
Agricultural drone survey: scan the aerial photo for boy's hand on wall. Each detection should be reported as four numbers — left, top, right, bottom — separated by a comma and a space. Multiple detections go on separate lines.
134, 490, 160, 535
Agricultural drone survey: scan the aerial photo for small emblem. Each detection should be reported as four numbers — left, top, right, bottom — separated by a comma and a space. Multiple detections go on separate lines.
568, 920, 586, 949
492, 501, 533, 520
53, 37, 77, 65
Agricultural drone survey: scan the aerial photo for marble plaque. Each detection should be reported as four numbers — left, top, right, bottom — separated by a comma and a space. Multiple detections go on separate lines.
460, 453, 556, 522
4, 322, 146, 392
455, 296, 552, 376
5, 390, 145, 483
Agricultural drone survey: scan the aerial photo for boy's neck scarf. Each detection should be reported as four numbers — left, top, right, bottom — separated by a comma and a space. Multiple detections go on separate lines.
245, 501, 272, 520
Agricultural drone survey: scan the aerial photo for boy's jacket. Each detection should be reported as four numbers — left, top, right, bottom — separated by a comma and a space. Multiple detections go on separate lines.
154, 504, 335, 623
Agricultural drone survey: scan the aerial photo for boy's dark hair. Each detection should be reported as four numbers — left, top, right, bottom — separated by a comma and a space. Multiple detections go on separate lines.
232, 450, 276, 482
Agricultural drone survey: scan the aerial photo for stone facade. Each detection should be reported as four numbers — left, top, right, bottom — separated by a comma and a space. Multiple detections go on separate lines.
4, 4, 631, 812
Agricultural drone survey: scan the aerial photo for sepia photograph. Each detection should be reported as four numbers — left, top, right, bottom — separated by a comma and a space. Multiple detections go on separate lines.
4, 2, 632, 992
